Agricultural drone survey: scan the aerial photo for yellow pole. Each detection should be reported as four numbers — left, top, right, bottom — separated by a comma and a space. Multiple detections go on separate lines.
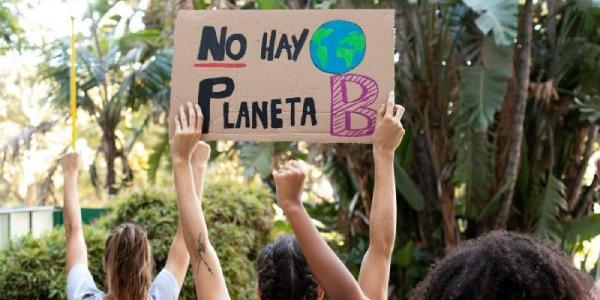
70, 16, 77, 150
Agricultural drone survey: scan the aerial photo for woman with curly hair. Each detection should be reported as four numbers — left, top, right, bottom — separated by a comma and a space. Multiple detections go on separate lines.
413, 230, 596, 300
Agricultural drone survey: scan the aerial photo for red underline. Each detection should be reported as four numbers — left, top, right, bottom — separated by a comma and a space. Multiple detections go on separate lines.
193, 62, 247, 68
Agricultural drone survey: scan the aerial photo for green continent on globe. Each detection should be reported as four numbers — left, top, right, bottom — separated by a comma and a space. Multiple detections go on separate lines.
312, 27, 333, 66
336, 31, 366, 67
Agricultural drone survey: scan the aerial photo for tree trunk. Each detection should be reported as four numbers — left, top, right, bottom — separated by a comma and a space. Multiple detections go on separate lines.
102, 129, 119, 196
567, 125, 598, 211
495, 0, 533, 229
546, 0, 558, 79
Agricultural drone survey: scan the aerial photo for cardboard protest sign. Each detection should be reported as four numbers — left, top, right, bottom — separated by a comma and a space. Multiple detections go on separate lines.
170, 9, 394, 143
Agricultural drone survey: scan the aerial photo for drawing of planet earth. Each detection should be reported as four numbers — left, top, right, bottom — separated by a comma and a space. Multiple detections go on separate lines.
310, 20, 366, 74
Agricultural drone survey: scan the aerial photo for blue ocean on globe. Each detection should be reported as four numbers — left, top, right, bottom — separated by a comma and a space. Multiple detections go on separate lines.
309, 20, 366, 74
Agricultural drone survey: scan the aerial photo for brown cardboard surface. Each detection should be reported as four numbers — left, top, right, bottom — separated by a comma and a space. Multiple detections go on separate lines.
170, 9, 394, 143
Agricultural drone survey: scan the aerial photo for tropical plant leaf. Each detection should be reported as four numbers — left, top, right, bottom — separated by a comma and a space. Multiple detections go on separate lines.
563, 214, 600, 245
394, 160, 425, 211
238, 142, 274, 178
147, 132, 169, 183
481, 36, 513, 74
478, 179, 511, 220
535, 175, 567, 241
573, 95, 600, 123
459, 65, 508, 131
463, 0, 518, 46
256, 0, 288, 9
452, 124, 494, 218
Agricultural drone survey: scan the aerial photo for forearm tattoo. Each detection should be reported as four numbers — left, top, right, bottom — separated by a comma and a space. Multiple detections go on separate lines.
195, 233, 213, 275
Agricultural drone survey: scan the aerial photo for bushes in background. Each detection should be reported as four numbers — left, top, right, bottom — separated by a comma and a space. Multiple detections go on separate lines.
0, 227, 106, 299
0, 177, 274, 299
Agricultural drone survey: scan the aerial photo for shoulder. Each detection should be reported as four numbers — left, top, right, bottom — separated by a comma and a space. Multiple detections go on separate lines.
149, 268, 181, 300
66, 264, 104, 300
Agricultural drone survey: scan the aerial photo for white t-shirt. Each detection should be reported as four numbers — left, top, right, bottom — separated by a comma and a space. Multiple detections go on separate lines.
66, 264, 180, 300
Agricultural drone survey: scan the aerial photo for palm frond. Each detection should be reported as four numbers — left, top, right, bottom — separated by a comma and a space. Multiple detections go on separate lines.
535, 174, 567, 241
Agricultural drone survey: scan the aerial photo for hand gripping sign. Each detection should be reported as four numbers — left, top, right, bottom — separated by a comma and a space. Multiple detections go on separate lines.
170, 9, 394, 143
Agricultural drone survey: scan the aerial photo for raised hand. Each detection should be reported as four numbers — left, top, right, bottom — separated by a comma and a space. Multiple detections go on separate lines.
273, 160, 306, 212
373, 91, 405, 156
62, 152, 80, 176
171, 102, 203, 164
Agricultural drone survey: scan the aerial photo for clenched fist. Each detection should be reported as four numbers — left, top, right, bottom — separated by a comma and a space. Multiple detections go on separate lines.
373, 91, 405, 156
191, 141, 211, 167
273, 160, 306, 212
171, 102, 203, 164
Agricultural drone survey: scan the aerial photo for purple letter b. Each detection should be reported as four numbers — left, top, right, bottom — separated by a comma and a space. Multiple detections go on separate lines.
330, 74, 379, 137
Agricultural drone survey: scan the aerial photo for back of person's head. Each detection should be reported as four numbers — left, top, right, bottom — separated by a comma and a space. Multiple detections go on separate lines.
103, 223, 152, 300
257, 234, 321, 300
413, 230, 594, 300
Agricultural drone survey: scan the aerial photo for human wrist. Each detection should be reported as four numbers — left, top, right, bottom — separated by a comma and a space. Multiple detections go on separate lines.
171, 152, 191, 164
171, 156, 191, 168
191, 157, 209, 169
373, 148, 395, 162
64, 172, 78, 180
280, 200, 304, 216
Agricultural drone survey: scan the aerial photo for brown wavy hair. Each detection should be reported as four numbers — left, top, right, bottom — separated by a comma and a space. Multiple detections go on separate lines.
412, 230, 594, 300
103, 223, 153, 300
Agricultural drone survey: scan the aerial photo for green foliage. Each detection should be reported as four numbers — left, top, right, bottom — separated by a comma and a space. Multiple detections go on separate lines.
0, 1, 22, 54
394, 160, 425, 211
99, 178, 274, 299
0, 177, 273, 299
458, 65, 509, 132
0, 227, 106, 299
563, 214, 600, 246
256, 0, 288, 9
535, 175, 568, 241
463, 0, 518, 45
453, 125, 494, 217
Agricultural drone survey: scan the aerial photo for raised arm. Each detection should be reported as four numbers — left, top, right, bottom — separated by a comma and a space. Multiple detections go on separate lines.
274, 161, 368, 300
171, 102, 230, 300
358, 91, 405, 300
62, 152, 87, 271
164, 140, 210, 287
163, 223, 189, 287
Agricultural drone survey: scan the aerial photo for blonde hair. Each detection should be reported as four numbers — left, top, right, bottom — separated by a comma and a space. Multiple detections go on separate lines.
104, 223, 152, 300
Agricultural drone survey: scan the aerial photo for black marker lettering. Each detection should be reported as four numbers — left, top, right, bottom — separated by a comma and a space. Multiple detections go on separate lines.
252, 101, 268, 129
275, 34, 292, 60
198, 26, 226, 61
236, 102, 250, 128
285, 97, 301, 126
301, 97, 317, 126
198, 77, 235, 133
291, 29, 309, 61
226, 33, 247, 60
270, 99, 283, 128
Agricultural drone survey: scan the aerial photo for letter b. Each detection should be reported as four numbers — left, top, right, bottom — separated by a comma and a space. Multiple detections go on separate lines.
329, 74, 378, 137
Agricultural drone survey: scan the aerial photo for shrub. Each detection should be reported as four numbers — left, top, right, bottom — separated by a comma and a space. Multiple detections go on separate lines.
0, 226, 106, 299
0, 176, 274, 300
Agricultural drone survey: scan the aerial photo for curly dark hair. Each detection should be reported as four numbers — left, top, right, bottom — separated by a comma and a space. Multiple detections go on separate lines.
413, 230, 594, 300
257, 234, 319, 300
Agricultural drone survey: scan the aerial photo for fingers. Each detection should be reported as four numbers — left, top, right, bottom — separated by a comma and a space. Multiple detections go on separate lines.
194, 104, 203, 131
384, 91, 394, 118
377, 102, 386, 121
187, 102, 195, 129
175, 115, 183, 132
394, 104, 405, 122
176, 102, 203, 132
178, 105, 186, 130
